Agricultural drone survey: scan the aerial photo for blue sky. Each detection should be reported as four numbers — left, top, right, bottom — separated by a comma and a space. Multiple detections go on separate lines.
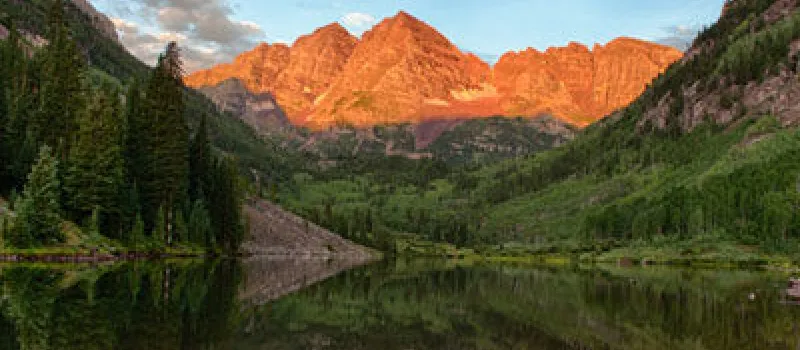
91, 0, 727, 71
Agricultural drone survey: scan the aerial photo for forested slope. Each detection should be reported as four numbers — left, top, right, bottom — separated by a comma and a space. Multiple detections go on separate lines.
279, 0, 800, 259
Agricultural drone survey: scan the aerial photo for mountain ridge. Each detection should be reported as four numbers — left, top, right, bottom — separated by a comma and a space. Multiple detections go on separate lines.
185, 11, 682, 129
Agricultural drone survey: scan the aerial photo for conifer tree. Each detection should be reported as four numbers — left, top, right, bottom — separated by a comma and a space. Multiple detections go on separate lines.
174, 210, 188, 243
131, 212, 145, 248
189, 113, 211, 200
188, 199, 212, 247
0, 21, 35, 190
124, 78, 144, 183
153, 206, 166, 244
63, 84, 126, 236
139, 42, 189, 234
209, 158, 243, 253
11, 146, 63, 247
31, 0, 86, 158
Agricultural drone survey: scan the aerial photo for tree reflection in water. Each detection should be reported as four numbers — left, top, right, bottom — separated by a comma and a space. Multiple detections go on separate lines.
0, 259, 798, 349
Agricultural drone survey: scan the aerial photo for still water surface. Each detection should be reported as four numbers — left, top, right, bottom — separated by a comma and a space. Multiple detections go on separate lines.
0, 258, 797, 349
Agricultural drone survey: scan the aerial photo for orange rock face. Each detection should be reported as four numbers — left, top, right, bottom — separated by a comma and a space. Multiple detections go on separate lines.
274, 23, 358, 119
184, 24, 356, 124
307, 11, 496, 128
494, 38, 683, 125
185, 12, 682, 129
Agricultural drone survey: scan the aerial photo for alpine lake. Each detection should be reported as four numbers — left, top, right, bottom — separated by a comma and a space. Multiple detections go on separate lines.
0, 258, 797, 350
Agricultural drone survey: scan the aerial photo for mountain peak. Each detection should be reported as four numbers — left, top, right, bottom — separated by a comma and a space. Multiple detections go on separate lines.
316, 22, 351, 36
393, 10, 416, 21
187, 14, 681, 129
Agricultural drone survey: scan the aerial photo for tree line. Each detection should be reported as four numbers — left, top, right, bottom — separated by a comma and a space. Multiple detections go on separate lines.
0, 0, 244, 252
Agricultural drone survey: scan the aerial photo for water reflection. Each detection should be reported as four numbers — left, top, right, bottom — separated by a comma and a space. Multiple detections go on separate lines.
0, 260, 242, 350
0, 259, 797, 349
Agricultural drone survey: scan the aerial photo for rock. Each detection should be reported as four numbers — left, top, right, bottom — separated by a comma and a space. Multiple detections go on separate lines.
186, 24, 356, 125
186, 12, 681, 129
242, 198, 376, 259
308, 11, 495, 128
198, 78, 291, 134
495, 38, 683, 126
70, 0, 119, 43
274, 23, 358, 120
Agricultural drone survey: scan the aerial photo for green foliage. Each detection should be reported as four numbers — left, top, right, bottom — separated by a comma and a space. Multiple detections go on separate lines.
63, 83, 126, 237
10, 146, 63, 247
174, 210, 188, 243
188, 199, 213, 247
208, 157, 244, 253
31, 0, 87, 158
0, 21, 36, 191
189, 114, 212, 200
715, 11, 800, 84
137, 42, 190, 233
0, 7, 248, 252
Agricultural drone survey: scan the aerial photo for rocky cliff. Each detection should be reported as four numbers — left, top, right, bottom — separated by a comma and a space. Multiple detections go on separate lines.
185, 23, 357, 124
197, 78, 291, 135
186, 11, 682, 129
494, 38, 684, 125
70, 0, 119, 43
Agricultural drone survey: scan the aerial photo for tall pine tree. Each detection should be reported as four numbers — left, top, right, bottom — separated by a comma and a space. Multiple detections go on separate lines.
31, 0, 86, 159
209, 157, 244, 253
189, 113, 211, 200
0, 21, 36, 191
11, 146, 63, 247
139, 42, 189, 238
63, 83, 126, 237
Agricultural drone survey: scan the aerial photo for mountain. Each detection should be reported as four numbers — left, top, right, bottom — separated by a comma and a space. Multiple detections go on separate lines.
293, 116, 575, 164
494, 38, 684, 126
69, 0, 119, 43
277, 0, 800, 259
198, 78, 291, 135
186, 11, 681, 129
307, 11, 494, 128
185, 23, 358, 124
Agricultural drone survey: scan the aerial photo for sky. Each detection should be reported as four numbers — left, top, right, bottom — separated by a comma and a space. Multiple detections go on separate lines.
90, 0, 728, 73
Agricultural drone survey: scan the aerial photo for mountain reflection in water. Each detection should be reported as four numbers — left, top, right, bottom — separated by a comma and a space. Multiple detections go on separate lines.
0, 259, 797, 349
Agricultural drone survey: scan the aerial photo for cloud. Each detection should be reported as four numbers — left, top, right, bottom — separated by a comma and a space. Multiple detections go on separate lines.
108, 0, 267, 72
656, 24, 703, 51
341, 12, 376, 30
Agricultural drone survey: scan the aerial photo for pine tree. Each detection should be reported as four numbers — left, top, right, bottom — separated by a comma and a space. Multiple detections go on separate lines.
174, 210, 188, 243
188, 199, 212, 247
63, 84, 126, 237
189, 113, 212, 200
139, 42, 189, 235
124, 78, 144, 183
131, 212, 145, 248
208, 157, 243, 253
152, 206, 166, 244
0, 21, 35, 190
11, 146, 63, 247
87, 207, 101, 238
31, 0, 87, 158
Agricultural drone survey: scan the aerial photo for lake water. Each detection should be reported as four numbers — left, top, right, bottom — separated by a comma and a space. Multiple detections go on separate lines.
0, 258, 797, 349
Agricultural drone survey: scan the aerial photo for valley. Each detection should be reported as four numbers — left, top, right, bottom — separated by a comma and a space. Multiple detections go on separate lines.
1, 0, 800, 268
2, 0, 800, 348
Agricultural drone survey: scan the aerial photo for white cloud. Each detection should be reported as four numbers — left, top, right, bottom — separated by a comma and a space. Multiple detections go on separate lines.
108, 0, 268, 72
341, 12, 376, 28
656, 24, 703, 51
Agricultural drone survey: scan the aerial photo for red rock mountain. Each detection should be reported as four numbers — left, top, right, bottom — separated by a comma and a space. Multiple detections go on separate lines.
185, 23, 356, 124
185, 12, 682, 129
494, 38, 684, 125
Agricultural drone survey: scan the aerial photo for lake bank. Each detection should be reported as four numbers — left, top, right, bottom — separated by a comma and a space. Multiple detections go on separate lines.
391, 237, 800, 271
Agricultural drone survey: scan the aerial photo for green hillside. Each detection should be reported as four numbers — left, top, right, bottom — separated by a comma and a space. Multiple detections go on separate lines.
0, 0, 306, 185
277, 0, 800, 263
